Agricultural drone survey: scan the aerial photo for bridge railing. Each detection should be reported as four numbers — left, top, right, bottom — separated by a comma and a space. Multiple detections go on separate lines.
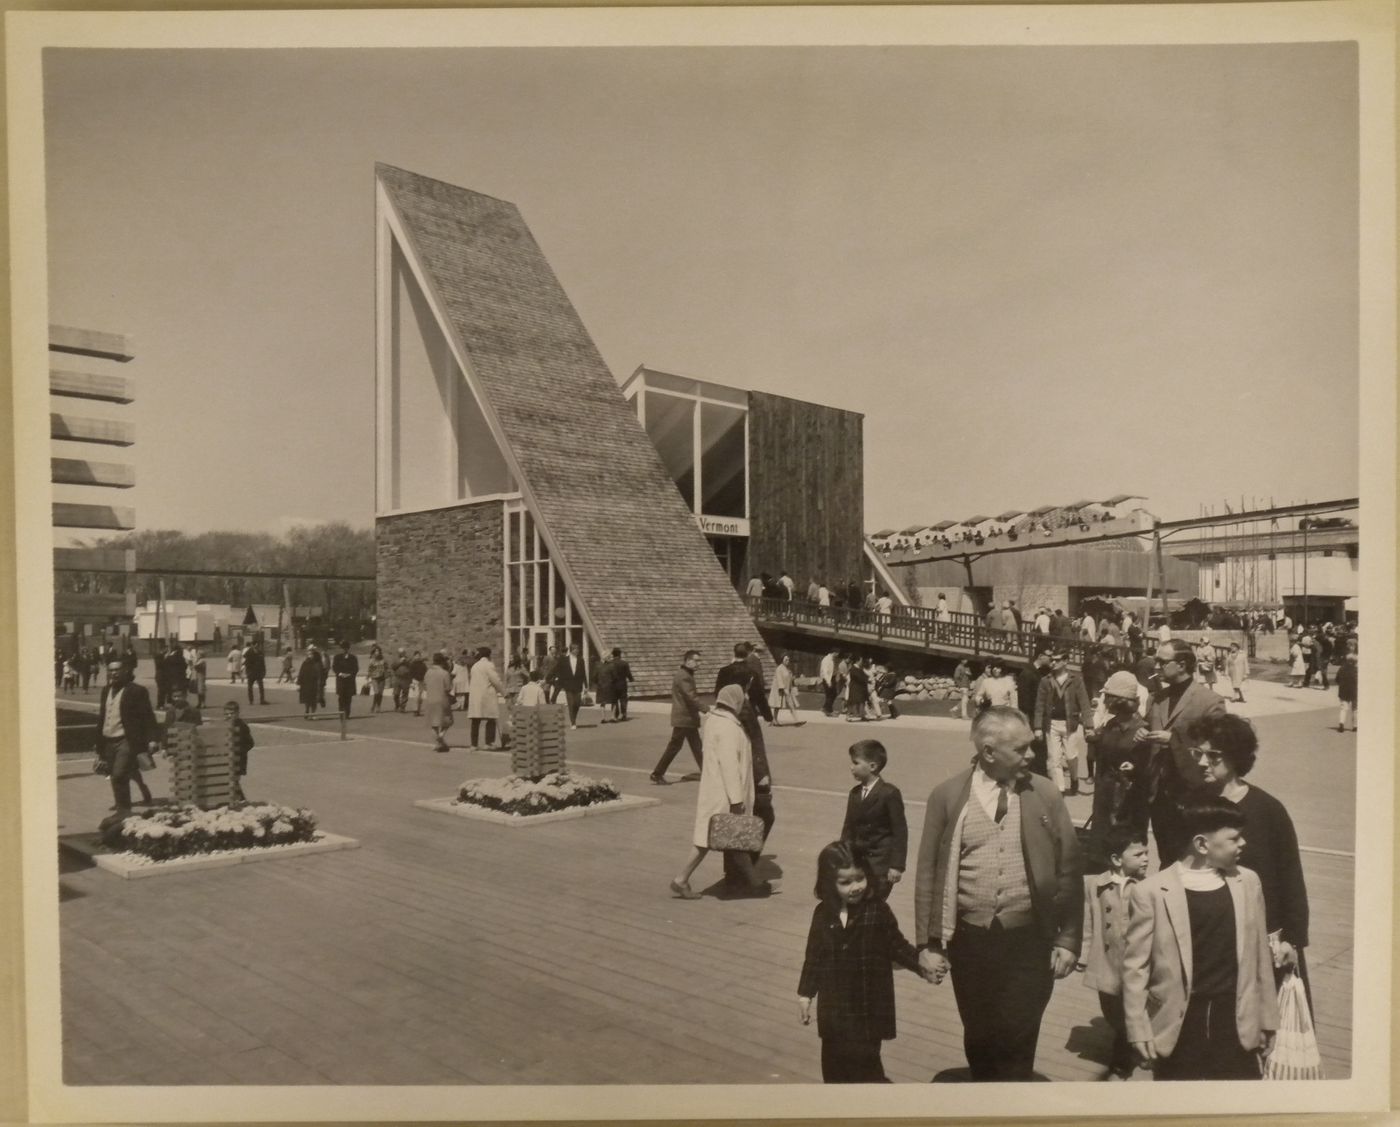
744, 596, 1133, 667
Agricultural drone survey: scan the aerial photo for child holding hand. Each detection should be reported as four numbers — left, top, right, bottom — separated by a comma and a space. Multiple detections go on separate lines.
798, 840, 931, 1082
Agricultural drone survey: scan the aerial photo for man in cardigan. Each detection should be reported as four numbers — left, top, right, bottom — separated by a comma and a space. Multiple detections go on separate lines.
914, 706, 1082, 1081
649, 650, 704, 785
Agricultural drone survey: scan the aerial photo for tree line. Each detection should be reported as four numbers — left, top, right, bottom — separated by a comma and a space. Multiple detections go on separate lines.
58, 523, 376, 621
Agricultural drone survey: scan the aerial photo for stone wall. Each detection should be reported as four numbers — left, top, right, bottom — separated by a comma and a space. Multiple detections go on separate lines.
376, 502, 504, 656
993, 584, 1069, 618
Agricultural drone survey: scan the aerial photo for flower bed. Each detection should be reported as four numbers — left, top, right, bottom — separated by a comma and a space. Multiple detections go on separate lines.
455, 771, 621, 817
103, 802, 319, 862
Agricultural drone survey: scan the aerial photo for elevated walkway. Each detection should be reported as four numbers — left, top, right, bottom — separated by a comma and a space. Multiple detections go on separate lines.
746, 596, 1130, 667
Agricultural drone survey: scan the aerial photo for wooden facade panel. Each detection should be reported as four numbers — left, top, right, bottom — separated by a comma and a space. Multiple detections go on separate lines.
50, 413, 134, 446
52, 503, 136, 530
48, 324, 134, 362
746, 390, 864, 592
51, 458, 135, 488
50, 368, 135, 404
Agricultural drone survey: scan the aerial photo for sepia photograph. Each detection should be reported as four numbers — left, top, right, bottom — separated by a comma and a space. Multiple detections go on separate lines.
6, 3, 1395, 1122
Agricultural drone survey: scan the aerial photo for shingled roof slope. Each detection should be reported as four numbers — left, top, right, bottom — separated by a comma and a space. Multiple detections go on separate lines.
377, 164, 762, 694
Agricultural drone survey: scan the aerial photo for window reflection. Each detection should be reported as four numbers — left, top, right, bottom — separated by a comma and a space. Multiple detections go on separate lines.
701, 402, 745, 518
643, 391, 695, 509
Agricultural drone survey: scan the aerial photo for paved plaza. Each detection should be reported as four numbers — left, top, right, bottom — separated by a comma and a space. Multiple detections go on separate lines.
53, 674, 1354, 1086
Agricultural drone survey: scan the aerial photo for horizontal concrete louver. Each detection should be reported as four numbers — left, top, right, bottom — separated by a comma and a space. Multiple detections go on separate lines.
377, 164, 762, 695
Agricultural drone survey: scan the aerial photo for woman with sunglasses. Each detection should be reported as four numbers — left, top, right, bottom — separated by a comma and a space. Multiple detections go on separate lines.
1186, 712, 1311, 1005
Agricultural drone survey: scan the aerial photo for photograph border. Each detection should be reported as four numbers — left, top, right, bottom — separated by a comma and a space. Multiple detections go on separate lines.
3, 2, 1396, 1123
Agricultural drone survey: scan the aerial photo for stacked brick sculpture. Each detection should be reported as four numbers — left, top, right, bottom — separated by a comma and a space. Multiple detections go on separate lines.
169, 720, 237, 808
509, 703, 567, 780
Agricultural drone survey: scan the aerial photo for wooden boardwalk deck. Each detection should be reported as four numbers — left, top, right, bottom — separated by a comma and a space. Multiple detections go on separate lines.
55, 699, 1353, 1086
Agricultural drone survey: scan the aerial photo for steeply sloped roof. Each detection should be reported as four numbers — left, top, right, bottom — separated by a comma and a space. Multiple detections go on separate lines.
377, 164, 761, 693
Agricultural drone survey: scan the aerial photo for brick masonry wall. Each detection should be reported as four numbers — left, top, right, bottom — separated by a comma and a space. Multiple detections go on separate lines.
376, 502, 504, 657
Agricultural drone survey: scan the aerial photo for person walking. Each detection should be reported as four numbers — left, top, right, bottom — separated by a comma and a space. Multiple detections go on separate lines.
452, 649, 474, 712
243, 640, 267, 706
467, 647, 505, 749
227, 643, 243, 684
296, 647, 325, 719
332, 639, 359, 717
650, 650, 705, 785
612, 648, 636, 720
953, 658, 973, 720
278, 647, 295, 684
798, 840, 930, 1083
366, 644, 388, 713
1226, 642, 1250, 704
549, 643, 588, 728
1137, 639, 1228, 866
820, 649, 842, 717
913, 706, 1083, 1081
390, 649, 413, 712
1034, 650, 1093, 797
716, 642, 777, 890
422, 652, 455, 752
844, 655, 870, 723
770, 653, 803, 725
1336, 637, 1358, 732
669, 684, 768, 899
1288, 635, 1306, 688
95, 658, 158, 816
409, 650, 428, 716
540, 645, 561, 704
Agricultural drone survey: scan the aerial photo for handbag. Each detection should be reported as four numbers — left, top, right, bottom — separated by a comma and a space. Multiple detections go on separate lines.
1264, 969, 1325, 1079
360, 682, 371, 695
707, 812, 765, 852
136, 751, 156, 773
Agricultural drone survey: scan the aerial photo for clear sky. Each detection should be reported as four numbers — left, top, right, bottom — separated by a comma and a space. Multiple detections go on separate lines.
43, 42, 1360, 538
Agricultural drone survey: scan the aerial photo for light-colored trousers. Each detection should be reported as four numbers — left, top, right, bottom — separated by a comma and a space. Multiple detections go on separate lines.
1047, 720, 1078, 792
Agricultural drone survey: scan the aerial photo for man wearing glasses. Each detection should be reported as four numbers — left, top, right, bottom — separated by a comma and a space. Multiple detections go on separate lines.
1134, 639, 1227, 865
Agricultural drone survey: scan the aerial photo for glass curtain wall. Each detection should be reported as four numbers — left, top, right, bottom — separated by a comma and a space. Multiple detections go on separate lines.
503, 499, 596, 675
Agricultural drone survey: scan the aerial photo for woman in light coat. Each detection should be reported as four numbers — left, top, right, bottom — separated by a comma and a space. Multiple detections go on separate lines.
422, 652, 454, 752
451, 650, 474, 711
669, 684, 766, 899
768, 653, 802, 725
466, 647, 505, 749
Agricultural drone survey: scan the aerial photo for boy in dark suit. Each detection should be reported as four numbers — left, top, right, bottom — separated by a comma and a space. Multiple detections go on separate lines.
839, 739, 907, 900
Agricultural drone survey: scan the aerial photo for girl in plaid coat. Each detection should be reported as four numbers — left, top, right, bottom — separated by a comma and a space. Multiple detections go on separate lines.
798, 841, 930, 1082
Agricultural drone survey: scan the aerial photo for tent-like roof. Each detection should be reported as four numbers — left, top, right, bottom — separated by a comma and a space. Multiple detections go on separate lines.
1102, 494, 1146, 506
1028, 505, 1056, 516
1066, 499, 1097, 510
898, 524, 927, 535
870, 528, 897, 538
995, 510, 1025, 522
931, 520, 957, 531
376, 164, 761, 694
963, 514, 992, 525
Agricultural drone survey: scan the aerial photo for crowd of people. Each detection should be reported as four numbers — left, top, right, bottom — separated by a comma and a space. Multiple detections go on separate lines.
75, 606, 1352, 1084
651, 628, 1342, 1083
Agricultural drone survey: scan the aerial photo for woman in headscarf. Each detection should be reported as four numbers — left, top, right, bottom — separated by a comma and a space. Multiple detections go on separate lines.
669, 683, 767, 899
422, 651, 455, 753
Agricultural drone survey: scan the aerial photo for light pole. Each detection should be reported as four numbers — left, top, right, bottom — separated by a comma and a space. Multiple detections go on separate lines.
1300, 518, 1310, 627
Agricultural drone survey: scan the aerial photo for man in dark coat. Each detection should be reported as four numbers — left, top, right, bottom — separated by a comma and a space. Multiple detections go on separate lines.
95, 659, 159, 815
547, 642, 588, 727
716, 642, 775, 893
649, 649, 704, 784
1016, 648, 1052, 778
331, 639, 359, 716
611, 648, 635, 720
243, 639, 268, 705
1138, 638, 1228, 864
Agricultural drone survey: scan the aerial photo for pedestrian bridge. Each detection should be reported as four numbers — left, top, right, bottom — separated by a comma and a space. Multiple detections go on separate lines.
744, 596, 1129, 667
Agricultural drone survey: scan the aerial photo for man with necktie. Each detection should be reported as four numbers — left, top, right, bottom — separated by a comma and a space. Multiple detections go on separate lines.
914, 706, 1083, 1080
